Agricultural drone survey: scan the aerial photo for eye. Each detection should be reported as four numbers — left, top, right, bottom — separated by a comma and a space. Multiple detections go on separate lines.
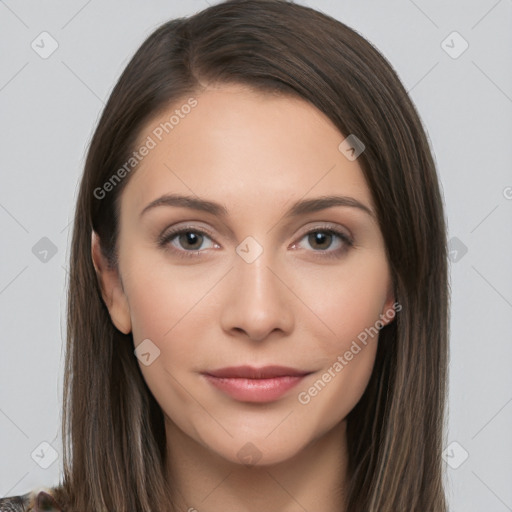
293, 226, 353, 259
157, 227, 217, 258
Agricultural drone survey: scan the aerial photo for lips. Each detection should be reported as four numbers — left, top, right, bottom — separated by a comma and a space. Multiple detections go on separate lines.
202, 365, 314, 402
205, 365, 311, 379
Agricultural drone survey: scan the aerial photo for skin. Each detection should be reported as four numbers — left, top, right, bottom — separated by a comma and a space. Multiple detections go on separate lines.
92, 83, 396, 512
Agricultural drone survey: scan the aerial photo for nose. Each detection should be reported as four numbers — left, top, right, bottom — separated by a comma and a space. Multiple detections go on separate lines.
219, 247, 294, 342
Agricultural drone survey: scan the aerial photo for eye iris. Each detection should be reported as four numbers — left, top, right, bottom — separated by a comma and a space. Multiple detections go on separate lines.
309, 231, 332, 250
180, 231, 202, 250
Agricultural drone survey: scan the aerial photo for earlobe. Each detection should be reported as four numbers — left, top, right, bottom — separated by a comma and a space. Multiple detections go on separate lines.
91, 230, 132, 335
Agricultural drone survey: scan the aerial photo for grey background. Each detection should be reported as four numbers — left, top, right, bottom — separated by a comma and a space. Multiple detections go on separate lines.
1, 1, 511, 510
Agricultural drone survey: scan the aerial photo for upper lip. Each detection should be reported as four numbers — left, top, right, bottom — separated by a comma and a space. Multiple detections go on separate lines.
204, 365, 312, 379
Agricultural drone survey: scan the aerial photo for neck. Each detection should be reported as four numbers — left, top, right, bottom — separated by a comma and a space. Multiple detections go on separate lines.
165, 419, 349, 512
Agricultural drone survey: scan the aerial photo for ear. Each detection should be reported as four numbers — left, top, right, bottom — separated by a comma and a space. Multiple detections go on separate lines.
379, 279, 397, 326
91, 230, 132, 334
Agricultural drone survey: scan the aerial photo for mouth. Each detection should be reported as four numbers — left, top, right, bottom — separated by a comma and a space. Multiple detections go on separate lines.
201, 365, 314, 403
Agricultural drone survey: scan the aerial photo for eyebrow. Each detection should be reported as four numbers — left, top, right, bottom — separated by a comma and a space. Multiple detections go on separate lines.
139, 193, 375, 220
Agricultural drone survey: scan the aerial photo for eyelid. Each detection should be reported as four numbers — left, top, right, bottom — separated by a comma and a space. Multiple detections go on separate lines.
293, 222, 352, 244
157, 222, 218, 248
160, 220, 215, 235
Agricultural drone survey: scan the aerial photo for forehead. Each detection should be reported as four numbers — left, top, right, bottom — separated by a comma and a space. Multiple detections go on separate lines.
120, 84, 373, 219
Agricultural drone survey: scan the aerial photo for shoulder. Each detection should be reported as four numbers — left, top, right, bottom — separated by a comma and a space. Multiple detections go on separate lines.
0, 486, 64, 511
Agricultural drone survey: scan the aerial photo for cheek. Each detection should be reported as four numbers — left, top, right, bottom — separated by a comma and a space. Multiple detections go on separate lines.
122, 253, 218, 406
298, 340, 378, 434
294, 264, 387, 416
123, 253, 209, 344
292, 256, 389, 425
294, 252, 390, 353
123, 259, 203, 420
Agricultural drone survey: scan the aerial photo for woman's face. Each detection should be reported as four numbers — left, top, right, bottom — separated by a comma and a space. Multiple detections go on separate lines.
93, 83, 396, 466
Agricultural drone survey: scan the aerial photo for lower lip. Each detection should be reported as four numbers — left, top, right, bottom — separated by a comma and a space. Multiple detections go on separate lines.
203, 374, 308, 402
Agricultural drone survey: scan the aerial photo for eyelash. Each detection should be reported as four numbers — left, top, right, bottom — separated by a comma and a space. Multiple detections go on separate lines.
157, 224, 354, 260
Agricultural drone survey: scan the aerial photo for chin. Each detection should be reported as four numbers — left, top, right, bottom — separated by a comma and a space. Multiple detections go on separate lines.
204, 431, 311, 468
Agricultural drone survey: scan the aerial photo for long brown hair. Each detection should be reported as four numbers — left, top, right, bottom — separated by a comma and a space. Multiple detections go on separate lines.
58, 1, 450, 510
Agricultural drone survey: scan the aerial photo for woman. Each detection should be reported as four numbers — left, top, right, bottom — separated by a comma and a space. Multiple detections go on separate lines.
0, 0, 449, 510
